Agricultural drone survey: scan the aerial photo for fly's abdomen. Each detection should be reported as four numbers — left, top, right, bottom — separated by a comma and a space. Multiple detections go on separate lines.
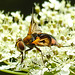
39, 33, 58, 46
32, 33, 58, 47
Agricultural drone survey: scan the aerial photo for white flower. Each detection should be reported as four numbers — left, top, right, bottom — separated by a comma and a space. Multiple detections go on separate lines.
67, 50, 75, 56
0, 13, 5, 19
60, 64, 71, 75
25, 16, 31, 22
11, 11, 21, 19
42, 1, 50, 8
11, 23, 19, 32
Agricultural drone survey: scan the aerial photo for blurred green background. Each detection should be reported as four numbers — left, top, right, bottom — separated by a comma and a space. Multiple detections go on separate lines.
0, 0, 74, 17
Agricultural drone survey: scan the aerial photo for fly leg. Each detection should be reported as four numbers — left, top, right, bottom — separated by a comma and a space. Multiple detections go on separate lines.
20, 48, 32, 63
16, 51, 23, 64
24, 48, 33, 59
21, 51, 23, 63
35, 46, 44, 63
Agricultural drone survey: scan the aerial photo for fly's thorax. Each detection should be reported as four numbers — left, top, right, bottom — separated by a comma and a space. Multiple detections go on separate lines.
23, 34, 34, 45
32, 33, 39, 40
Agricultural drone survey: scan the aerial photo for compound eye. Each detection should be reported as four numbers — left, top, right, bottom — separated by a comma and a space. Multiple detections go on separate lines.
15, 38, 22, 47
18, 41, 25, 51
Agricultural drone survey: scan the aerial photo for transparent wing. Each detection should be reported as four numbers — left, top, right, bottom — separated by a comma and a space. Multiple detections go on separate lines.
28, 9, 41, 35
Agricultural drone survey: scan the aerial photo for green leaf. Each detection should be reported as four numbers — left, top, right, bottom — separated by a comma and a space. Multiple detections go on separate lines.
0, 70, 29, 75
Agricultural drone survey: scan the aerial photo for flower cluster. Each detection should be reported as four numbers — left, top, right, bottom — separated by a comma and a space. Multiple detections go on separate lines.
0, 0, 75, 75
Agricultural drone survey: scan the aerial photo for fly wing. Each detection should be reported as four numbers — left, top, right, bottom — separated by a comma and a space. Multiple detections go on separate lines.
28, 9, 42, 35
30, 20, 42, 34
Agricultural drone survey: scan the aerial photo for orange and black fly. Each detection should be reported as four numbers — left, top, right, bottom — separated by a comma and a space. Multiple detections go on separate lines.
15, 9, 70, 63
